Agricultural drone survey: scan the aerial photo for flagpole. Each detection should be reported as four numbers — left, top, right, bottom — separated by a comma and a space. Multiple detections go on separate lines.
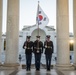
37, 1, 39, 50
38, 1, 39, 36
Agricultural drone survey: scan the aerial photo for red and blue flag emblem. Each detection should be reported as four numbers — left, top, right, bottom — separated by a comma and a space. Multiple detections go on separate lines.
36, 4, 49, 26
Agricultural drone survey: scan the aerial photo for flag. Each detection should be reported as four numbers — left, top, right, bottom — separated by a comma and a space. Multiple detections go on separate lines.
36, 3, 49, 26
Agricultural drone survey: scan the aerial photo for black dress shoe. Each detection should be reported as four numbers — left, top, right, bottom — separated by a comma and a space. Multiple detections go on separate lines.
47, 68, 50, 71
36, 68, 40, 71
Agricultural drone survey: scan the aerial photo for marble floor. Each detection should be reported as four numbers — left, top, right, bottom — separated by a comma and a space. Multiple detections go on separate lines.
0, 69, 76, 75
0, 69, 63, 75
0, 70, 15, 75
61, 70, 76, 75
0, 66, 76, 75
16, 69, 62, 75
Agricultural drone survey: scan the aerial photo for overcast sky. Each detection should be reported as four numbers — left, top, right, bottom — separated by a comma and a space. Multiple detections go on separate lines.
2, 0, 73, 33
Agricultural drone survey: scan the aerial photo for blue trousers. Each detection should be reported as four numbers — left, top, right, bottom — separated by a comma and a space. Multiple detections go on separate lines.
45, 54, 52, 70
26, 54, 32, 70
34, 54, 41, 70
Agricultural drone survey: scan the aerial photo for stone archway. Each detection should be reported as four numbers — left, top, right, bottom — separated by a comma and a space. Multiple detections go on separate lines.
31, 28, 46, 42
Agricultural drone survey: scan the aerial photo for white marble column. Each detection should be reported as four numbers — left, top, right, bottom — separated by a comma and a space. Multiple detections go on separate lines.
56, 0, 74, 70
0, 0, 2, 64
5, 0, 19, 69
73, 0, 76, 67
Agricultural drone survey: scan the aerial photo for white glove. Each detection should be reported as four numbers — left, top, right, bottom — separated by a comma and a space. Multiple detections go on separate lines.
24, 46, 26, 49
45, 45, 47, 48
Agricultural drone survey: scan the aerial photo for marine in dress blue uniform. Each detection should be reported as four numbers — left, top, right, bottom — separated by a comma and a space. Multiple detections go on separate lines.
44, 35, 54, 71
33, 36, 43, 71
23, 36, 33, 71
